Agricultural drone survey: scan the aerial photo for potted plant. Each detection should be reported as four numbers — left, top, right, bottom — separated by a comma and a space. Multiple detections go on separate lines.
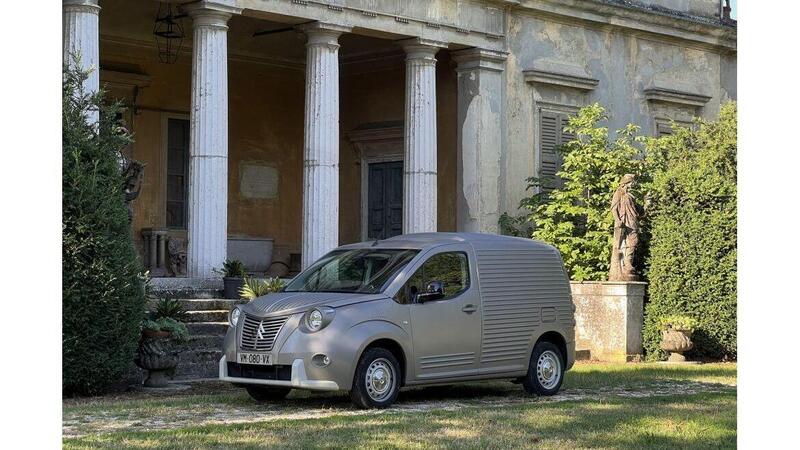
658, 315, 699, 363
220, 259, 247, 299
134, 298, 189, 387
239, 276, 286, 300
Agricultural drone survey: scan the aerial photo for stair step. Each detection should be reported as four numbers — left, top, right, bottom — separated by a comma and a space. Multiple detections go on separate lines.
179, 348, 222, 365
185, 310, 230, 323
150, 288, 224, 299
172, 360, 221, 380
187, 322, 229, 335
186, 334, 225, 350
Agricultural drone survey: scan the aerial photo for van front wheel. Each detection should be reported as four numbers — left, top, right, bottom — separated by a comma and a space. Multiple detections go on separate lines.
350, 348, 401, 409
523, 342, 564, 396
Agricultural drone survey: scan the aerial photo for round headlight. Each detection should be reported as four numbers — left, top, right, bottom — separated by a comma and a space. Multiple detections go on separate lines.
229, 307, 241, 327
306, 309, 324, 331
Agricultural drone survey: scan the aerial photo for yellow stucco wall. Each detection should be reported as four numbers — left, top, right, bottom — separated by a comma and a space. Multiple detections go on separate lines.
101, 39, 458, 265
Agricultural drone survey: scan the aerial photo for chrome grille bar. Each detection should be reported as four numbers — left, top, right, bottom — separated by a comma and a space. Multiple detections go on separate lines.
239, 314, 289, 351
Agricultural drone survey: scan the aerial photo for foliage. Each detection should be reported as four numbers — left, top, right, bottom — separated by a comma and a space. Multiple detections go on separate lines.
240, 276, 286, 300
517, 103, 648, 281
152, 298, 187, 323
220, 259, 246, 278
63, 59, 146, 395
657, 315, 699, 333
643, 102, 737, 361
142, 318, 189, 342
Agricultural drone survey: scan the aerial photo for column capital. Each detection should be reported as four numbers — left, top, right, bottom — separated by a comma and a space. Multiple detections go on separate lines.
398, 38, 448, 62
63, 0, 100, 14
452, 48, 508, 72
296, 22, 352, 48
182, 1, 242, 25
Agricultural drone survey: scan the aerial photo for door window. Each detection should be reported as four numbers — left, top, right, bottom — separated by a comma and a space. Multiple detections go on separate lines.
396, 252, 470, 304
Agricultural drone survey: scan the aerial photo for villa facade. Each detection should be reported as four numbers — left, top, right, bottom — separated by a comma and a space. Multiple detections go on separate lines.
63, 0, 736, 278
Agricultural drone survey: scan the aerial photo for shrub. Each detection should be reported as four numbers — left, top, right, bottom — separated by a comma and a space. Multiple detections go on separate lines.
152, 298, 187, 323
240, 276, 286, 300
220, 259, 246, 278
142, 318, 189, 342
657, 315, 699, 333
63, 60, 146, 395
515, 103, 647, 280
643, 102, 737, 361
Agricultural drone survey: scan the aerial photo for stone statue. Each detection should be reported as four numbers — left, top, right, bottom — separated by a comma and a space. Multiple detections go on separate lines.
609, 174, 640, 281
121, 157, 144, 222
167, 238, 187, 277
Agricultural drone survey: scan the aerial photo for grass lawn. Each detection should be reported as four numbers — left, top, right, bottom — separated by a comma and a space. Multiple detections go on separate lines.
63, 362, 736, 449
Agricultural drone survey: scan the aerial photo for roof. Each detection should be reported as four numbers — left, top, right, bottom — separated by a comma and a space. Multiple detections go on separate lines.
338, 232, 557, 253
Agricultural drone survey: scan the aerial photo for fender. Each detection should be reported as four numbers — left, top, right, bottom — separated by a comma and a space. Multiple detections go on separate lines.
344, 319, 413, 385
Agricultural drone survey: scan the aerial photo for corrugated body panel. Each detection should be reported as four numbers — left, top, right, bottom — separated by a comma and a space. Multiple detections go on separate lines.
419, 352, 476, 370
476, 247, 572, 365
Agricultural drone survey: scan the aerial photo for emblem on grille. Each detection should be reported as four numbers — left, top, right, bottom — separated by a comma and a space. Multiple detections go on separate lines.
256, 322, 267, 340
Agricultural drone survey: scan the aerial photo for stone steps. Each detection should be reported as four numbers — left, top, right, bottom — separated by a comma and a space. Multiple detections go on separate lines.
187, 321, 229, 335
178, 298, 246, 311
185, 310, 231, 323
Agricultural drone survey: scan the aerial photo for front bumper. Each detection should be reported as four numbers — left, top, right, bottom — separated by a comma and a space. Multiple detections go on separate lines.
218, 355, 340, 391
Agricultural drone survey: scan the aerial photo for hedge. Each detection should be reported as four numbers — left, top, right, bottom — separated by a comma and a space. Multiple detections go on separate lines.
642, 102, 737, 360
63, 61, 146, 395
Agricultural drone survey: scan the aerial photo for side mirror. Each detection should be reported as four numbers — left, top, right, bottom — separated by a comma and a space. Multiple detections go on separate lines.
416, 281, 445, 302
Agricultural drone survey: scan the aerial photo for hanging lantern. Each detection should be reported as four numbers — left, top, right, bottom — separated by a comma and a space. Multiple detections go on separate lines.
153, 3, 185, 64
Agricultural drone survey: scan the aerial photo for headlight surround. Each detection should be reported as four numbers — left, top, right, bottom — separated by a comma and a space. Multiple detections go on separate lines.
303, 307, 335, 333
229, 307, 241, 327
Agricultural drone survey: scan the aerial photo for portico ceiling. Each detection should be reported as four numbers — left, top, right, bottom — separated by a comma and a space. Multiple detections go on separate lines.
100, 0, 404, 68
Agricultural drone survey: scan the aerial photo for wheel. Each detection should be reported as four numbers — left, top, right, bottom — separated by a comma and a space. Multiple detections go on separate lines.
522, 341, 564, 396
350, 348, 401, 409
245, 385, 291, 403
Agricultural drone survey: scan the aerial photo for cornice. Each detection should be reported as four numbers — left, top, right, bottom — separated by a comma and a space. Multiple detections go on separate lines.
644, 87, 711, 107
523, 69, 599, 91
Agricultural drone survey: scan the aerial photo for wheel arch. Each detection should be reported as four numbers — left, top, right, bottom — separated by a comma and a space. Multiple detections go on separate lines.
534, 330, 568, 366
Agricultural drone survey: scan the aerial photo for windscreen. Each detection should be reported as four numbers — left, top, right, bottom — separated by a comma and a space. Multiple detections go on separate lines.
283, 249, 419, 294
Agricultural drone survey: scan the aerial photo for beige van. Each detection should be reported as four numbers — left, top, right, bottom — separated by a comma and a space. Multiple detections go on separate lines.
219, 233, 575, 408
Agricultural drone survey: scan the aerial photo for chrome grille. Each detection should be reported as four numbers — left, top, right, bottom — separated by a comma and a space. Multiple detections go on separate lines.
240, 314, 289, 352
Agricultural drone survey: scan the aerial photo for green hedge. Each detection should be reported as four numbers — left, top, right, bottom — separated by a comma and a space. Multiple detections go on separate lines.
643, 102, 737, 360
63, 62, 146, 395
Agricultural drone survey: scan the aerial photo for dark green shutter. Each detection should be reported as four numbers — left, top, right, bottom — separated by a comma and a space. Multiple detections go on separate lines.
539, 111, 573, 192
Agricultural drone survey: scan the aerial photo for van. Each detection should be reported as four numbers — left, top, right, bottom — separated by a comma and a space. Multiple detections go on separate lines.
219, 232, 575, 408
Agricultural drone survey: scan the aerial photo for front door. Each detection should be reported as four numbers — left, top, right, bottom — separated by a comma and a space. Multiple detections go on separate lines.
367, 161, 403, 239
400, 245, 482, 381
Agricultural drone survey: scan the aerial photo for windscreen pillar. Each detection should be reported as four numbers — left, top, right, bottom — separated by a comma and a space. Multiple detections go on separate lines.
185, 2, 241, 278
452, 48, 508, 234
399, 38, 447, 234
297, 22, 351, 269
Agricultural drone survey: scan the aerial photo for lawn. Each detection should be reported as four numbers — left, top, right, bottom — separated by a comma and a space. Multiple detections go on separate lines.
63, 362, 736, 449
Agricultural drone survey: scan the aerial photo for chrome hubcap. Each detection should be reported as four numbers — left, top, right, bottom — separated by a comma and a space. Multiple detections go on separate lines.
365, 358, 395, 402
536, 350, 562, 390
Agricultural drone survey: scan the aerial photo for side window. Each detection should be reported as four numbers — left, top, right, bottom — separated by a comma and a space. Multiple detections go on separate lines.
396, 252, 470, 304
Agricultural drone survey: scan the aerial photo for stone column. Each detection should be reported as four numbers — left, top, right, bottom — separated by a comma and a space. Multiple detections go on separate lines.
399, 38, 447, 234
452, 48, 508, 233
63, 0, 100, 123
297, 23, 351, 269
184, 2, 240, 278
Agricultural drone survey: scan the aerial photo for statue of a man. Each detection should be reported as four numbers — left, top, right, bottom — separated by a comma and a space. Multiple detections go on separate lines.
609, 173, 640, 281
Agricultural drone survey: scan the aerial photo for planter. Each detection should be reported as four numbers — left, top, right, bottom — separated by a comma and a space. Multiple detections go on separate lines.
659, 329, 694, 362
223, 277, 244, 299
134, 333, 182, 388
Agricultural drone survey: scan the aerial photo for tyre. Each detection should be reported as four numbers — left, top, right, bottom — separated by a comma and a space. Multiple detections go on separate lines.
522, 341, 564, 396
245, 385, 291, 403
350, 348, 401, 409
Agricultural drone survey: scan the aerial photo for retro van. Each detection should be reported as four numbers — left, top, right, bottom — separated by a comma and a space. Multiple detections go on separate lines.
219, 233, 575, 408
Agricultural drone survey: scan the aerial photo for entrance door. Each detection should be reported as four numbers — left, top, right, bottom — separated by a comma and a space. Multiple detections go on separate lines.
367, 161, 403, 239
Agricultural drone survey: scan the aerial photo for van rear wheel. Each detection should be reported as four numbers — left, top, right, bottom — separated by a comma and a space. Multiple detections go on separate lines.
245, 385, 291, 403
523, 341, 564, 396
350, 348, 401, 409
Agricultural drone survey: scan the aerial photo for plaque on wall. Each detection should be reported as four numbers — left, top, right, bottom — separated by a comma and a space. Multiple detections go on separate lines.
240, 163, 279, 200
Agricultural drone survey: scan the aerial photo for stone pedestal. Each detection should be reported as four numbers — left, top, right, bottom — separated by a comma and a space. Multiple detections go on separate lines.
298, 22, 351, 269
184, 3, 240, 278
63, 0, 100, 123
570, 281, 646, 362
399, 38, 447, 234
452, 48, 508, 233
141, 228, 169, 277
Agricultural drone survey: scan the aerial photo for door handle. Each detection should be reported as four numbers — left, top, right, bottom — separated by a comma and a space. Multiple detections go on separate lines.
462, 304, 477, 314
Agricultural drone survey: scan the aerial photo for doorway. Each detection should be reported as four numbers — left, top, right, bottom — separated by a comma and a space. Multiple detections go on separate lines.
367, 161, 403, 240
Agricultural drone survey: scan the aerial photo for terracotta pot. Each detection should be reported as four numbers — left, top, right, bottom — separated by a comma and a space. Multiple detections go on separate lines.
142, 329, 172, 339
659, 329, 694, 362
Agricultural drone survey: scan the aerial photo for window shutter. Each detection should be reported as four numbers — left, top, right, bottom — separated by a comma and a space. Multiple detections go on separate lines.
539, 112, 560, 192
539, 111, 574, 192
656, 121, 673, 137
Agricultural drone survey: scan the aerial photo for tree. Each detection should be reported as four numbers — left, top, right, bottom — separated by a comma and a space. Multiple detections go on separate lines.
63, 59, 146, 395
517, 103, 647, 281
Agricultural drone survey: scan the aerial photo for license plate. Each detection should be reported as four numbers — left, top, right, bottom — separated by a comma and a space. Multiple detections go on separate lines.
238, 352, 273, 365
